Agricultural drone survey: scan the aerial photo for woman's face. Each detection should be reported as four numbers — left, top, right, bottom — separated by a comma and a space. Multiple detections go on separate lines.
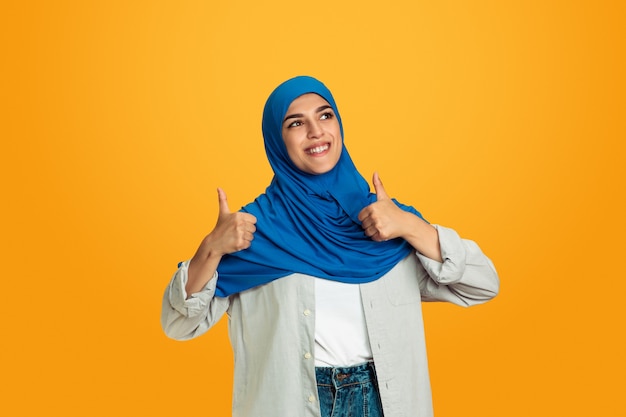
281, 93, 342, 175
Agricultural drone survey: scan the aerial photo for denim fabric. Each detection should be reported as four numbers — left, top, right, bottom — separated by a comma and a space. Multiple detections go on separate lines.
316, 362, 384, 417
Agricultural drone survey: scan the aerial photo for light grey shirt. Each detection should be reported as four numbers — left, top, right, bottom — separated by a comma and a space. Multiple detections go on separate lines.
161, 225, 499, 417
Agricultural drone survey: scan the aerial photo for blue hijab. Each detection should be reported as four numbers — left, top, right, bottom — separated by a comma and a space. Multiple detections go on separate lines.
214, 76, 424, 297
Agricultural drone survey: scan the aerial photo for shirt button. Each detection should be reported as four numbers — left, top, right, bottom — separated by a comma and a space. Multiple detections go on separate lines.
303, 309, 311, 316
308, 394, 315, 403
304, 352, 312, 359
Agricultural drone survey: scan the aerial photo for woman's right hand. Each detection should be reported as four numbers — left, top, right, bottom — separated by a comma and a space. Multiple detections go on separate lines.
186, 188, 257, 296
206, 188, 257, 256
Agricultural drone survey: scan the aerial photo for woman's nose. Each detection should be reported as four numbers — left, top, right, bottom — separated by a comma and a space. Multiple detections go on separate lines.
307, 120, 323, 139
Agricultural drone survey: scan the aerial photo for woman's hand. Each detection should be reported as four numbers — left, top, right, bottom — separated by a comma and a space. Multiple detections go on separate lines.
358, 172, 412, 242
186, 188, 257, 296
205, 188, 258, 256
358, 173, 442, 262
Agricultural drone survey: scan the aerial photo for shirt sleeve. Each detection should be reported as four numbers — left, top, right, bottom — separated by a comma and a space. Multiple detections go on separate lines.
160, 260, 231, 340
416, 225, 500, 306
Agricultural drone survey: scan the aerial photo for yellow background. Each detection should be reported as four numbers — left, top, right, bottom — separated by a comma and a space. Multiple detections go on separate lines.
2, 1, 624, 415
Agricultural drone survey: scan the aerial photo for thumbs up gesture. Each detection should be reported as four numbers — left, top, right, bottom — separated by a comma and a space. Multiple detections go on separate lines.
186, 188, 257, 296
209, 188, 258, 255
192, 187, 257, 263
358, 172, 409, 242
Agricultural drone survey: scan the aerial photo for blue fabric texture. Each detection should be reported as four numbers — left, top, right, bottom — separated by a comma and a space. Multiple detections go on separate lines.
215, 76, 424, 297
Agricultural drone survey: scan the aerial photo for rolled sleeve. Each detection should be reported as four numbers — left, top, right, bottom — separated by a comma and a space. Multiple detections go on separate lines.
417, 225, 500, 306
161, 261, 229, 341
168, 260, 218, 318
416, 225, 466, 285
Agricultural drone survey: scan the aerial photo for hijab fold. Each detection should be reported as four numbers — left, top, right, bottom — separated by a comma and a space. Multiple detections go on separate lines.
215, 76, 424, 297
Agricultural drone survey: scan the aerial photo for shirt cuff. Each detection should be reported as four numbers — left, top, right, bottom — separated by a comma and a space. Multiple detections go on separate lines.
168, 260, 218, 317
415, 225, 466, 285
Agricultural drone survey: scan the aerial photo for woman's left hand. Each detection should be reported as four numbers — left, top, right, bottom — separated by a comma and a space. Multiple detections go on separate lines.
359, 172, 443, 261
358, 172, 413, 242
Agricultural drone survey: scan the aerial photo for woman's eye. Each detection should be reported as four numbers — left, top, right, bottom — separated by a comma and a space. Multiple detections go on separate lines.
320, 112, 334, 120
288, 120, 302, 128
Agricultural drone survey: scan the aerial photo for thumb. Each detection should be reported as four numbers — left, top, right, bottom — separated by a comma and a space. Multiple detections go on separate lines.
217, 187, 231, 215
373, 172, 390, 201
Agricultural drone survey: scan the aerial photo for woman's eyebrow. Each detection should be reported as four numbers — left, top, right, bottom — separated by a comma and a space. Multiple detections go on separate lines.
283, 105, 333, 123
283, 113, 303, 123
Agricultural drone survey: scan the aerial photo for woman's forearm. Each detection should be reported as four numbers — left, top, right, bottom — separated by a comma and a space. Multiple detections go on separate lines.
401, 212, 443, 262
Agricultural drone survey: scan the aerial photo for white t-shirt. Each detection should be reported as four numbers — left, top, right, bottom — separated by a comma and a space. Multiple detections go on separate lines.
314, 278, 373, 367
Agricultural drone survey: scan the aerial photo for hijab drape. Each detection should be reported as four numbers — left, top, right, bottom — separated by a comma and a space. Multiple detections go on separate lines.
214, 76, 424, 297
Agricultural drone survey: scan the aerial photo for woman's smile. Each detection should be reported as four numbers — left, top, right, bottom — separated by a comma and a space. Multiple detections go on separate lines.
305, 142, 330, 155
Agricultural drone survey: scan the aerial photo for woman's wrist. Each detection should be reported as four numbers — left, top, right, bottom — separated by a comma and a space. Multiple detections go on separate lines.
403, 214, 442, 262
187, 245, 223, 297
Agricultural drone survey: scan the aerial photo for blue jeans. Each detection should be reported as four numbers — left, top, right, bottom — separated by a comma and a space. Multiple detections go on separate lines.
315, 361, 384, 417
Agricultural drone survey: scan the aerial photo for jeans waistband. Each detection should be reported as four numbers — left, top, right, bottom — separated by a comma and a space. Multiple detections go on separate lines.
315, 361, 377, 389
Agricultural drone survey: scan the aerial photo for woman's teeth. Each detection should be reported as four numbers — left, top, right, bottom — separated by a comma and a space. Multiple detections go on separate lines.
306, 144, 329, 154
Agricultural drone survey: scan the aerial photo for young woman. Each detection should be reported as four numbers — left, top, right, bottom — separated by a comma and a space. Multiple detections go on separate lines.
161, 76, 499, 417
